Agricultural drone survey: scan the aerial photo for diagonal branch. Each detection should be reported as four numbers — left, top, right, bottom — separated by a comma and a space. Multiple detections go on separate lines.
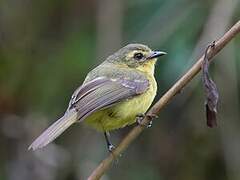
88, 20, 240, 180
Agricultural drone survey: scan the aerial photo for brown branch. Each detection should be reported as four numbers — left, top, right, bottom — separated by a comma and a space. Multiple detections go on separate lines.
88, 20, 240, 180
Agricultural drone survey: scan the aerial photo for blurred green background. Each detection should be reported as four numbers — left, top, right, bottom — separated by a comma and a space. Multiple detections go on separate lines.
0, 0, 240, 179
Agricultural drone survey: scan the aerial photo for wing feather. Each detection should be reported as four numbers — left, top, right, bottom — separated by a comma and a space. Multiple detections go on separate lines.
29, 76, 149, 150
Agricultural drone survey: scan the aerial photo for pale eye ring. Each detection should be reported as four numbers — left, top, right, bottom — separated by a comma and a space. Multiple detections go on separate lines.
133, 52, 144, 60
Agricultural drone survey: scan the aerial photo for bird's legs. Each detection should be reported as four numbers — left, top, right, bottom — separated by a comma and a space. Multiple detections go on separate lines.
104, 132, 115, 152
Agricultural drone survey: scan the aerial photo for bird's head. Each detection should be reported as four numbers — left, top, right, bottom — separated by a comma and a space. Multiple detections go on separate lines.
106, 43, 166, 74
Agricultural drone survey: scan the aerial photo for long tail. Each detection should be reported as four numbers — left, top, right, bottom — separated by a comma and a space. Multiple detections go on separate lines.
28, 109, 78, 151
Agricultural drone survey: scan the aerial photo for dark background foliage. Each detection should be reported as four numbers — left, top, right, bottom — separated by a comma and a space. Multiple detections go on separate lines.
0, 0, 240, 179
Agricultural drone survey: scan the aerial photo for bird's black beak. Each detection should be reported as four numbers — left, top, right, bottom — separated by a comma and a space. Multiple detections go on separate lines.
146, 51, 167, 59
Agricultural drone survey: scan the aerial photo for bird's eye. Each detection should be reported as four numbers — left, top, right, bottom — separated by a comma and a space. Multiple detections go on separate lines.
133, 52, 144, 60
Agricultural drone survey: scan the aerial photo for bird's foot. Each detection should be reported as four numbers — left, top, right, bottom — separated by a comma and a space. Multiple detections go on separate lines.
108, 144, 116, 152
136, 113, 157, 128
107, 143, 122, 164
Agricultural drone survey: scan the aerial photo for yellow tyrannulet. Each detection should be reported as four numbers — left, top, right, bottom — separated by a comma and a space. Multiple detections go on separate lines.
29, 44, 166, 151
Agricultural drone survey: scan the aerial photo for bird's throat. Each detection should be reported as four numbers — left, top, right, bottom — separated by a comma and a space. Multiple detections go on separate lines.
136, 59, 156, 76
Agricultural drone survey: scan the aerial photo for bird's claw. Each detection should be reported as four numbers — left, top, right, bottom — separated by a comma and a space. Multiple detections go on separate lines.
108, 144, 116, 152
108, 144, 122, 162
136, 113, 155, 128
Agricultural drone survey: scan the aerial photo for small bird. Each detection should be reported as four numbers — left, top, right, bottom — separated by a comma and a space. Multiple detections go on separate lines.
29, 44, 166, 151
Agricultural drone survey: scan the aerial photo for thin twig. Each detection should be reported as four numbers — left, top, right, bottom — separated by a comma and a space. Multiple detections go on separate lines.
88, 20, 240, 180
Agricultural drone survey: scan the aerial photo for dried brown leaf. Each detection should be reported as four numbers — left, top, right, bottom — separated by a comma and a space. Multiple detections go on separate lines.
202, 41, 219, 128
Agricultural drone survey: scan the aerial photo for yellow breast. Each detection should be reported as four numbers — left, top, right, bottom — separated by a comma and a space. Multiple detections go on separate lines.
85, 76, 157, 131
109, 74, 157, 126
84, 60, 158, 131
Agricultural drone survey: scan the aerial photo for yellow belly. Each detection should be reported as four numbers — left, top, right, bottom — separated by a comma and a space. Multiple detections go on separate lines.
84, 76, 157, 131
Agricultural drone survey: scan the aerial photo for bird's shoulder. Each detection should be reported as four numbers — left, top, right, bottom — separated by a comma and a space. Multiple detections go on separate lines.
83, 62, 148, 84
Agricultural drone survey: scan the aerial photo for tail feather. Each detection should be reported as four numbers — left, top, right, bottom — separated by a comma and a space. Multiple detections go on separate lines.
28, 110, 77, 151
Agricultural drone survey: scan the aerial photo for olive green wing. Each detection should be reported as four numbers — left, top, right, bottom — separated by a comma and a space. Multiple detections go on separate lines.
29, 76, 149, 150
